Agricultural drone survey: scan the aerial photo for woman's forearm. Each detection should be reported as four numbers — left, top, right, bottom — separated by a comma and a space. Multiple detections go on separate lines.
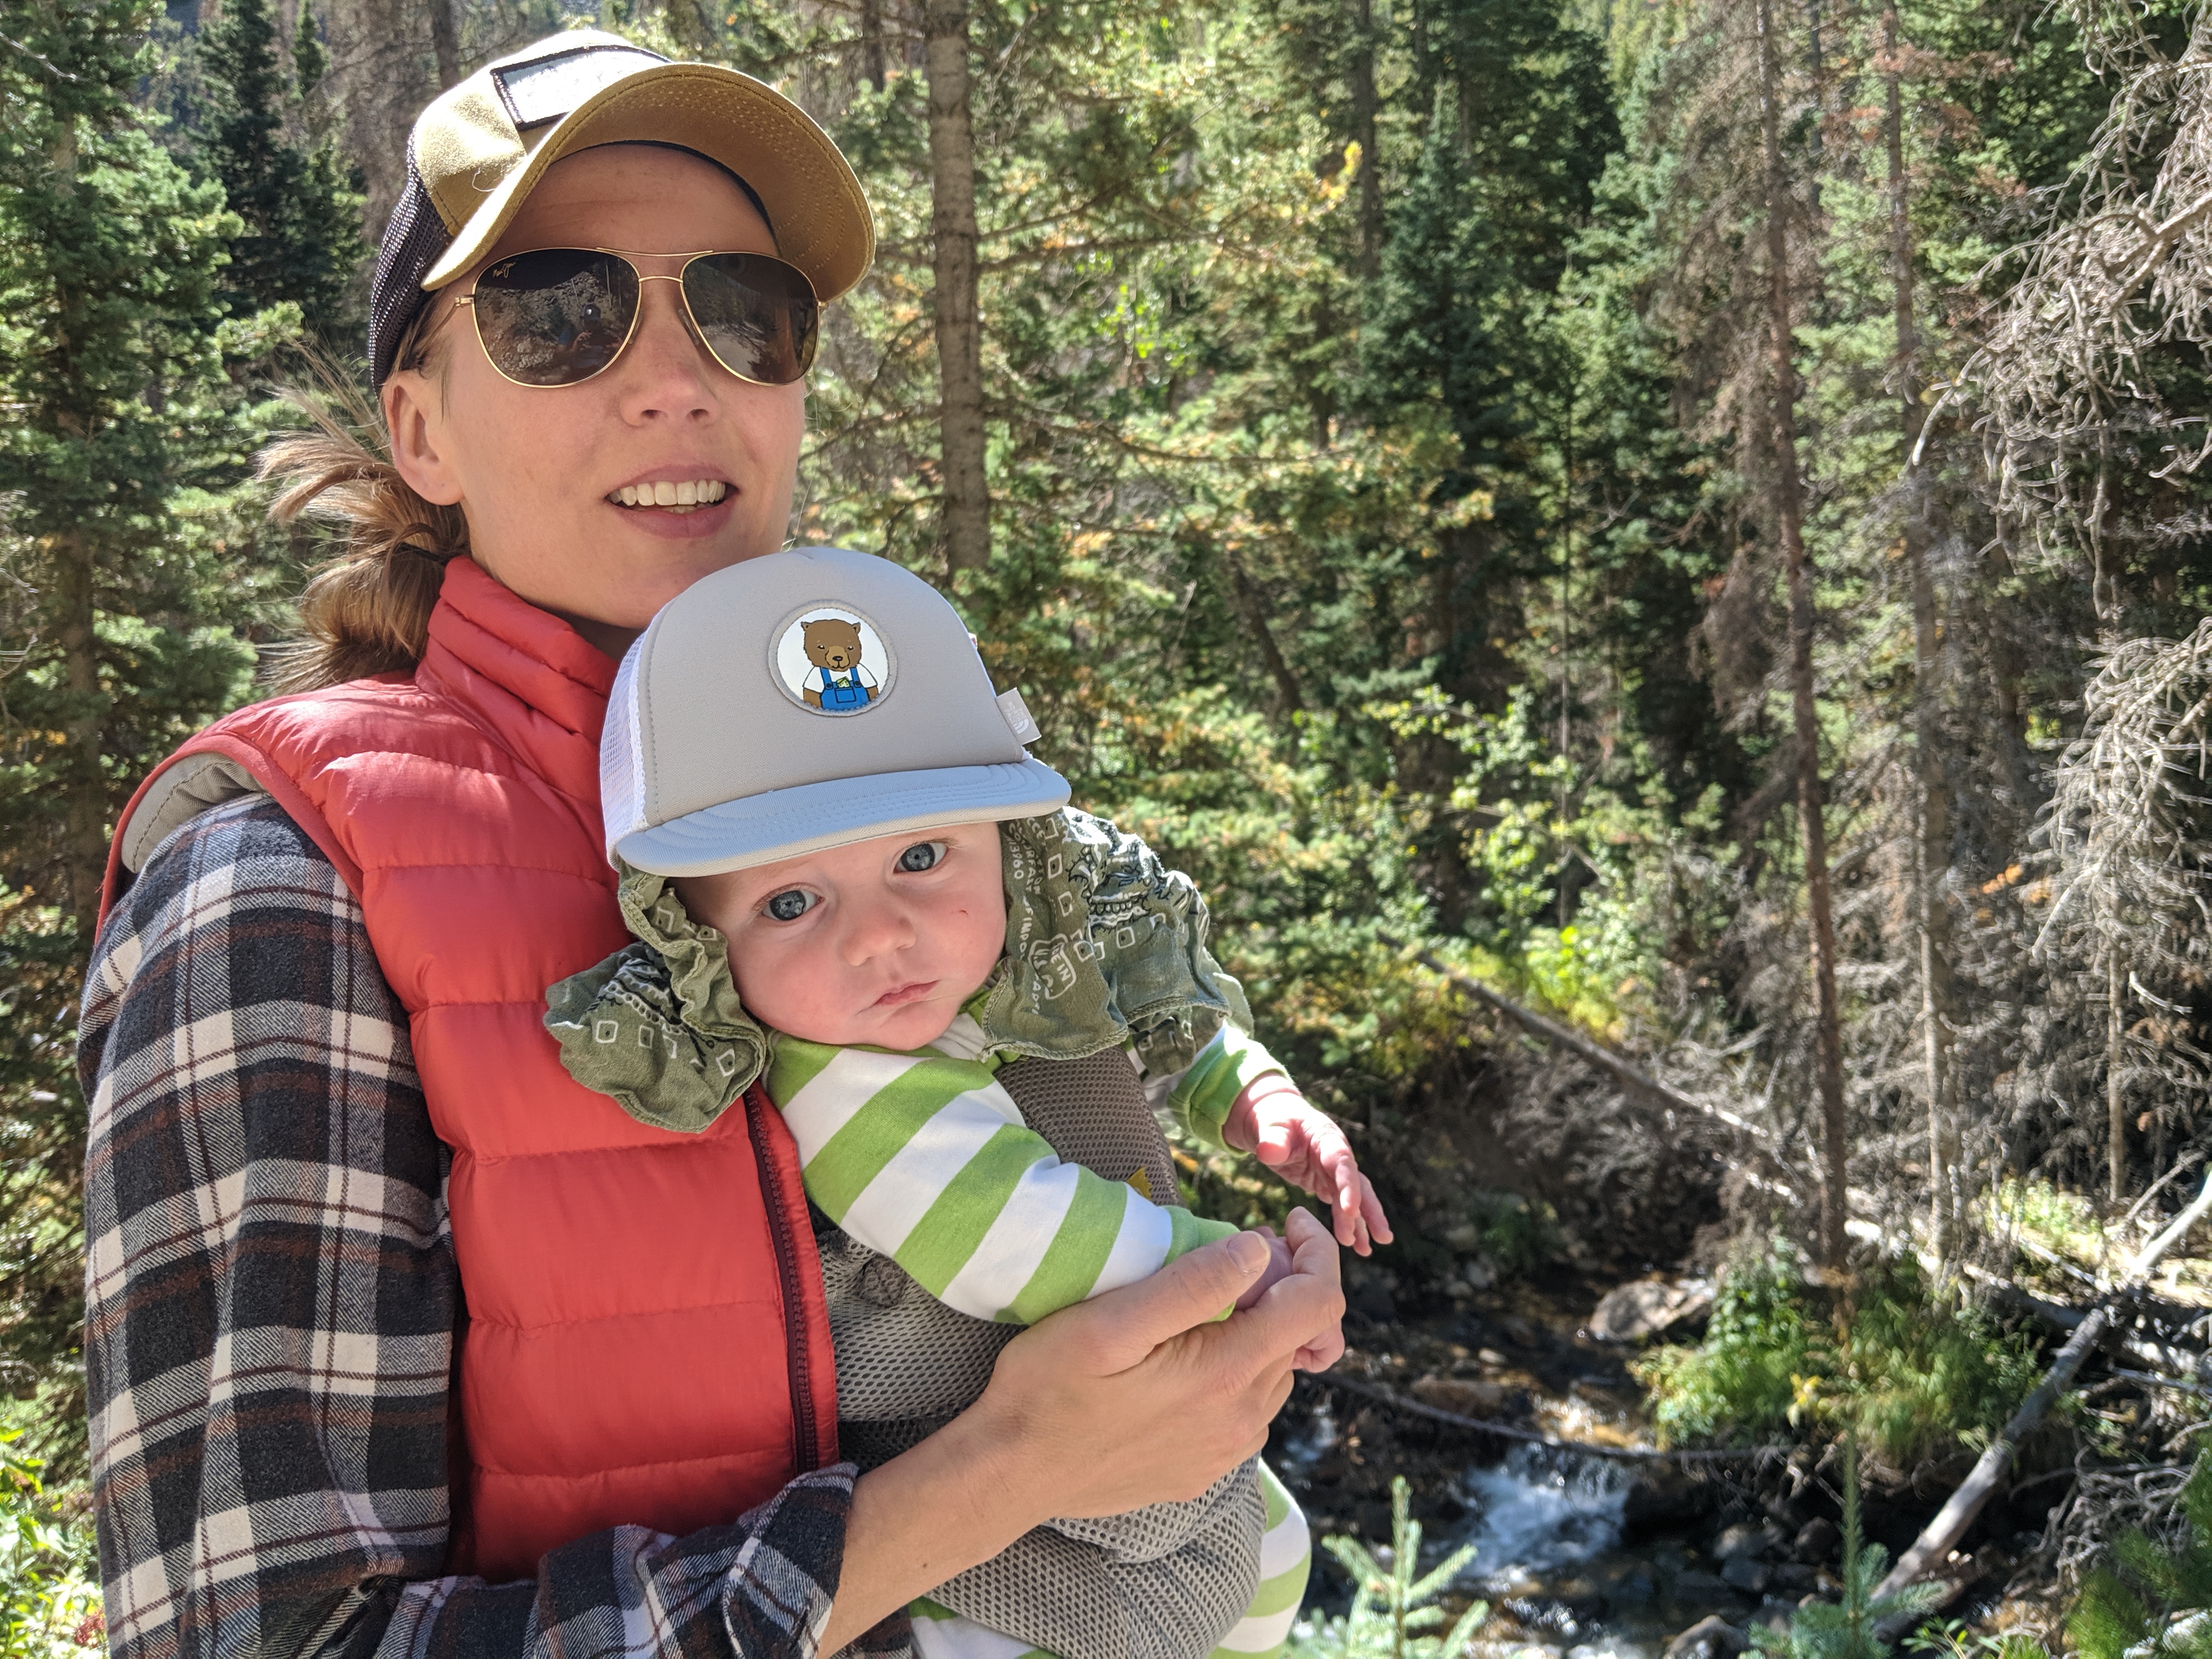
820, 1409, 1047, 1652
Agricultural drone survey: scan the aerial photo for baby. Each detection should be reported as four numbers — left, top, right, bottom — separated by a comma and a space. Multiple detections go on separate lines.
548, 547, 1390, 1659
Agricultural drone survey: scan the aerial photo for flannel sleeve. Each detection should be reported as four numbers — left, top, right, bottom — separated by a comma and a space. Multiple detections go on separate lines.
80, 797, 872, 1659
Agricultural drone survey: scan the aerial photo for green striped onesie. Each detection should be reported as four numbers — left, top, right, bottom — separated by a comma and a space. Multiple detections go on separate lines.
764, 1012, 1312, 1659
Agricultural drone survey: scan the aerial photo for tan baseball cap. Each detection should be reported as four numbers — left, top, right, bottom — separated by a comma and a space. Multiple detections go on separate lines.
369, 29, 873, 386
602, 548, 1069, 877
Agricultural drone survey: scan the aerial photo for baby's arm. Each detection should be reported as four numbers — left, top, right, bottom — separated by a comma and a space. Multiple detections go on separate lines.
772, 1042, 1243, 1324
1156, 1024, 1394, 1255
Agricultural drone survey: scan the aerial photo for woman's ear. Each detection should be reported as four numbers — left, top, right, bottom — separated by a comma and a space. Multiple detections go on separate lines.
383, 370, 464, 507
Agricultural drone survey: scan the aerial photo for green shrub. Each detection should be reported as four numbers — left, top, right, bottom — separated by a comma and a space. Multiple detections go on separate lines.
2068, 1451, 2212, 1659
0, 1435, 99, 1658
1286, 1476, 1489, 1659
1634, 1242, 2042, 1466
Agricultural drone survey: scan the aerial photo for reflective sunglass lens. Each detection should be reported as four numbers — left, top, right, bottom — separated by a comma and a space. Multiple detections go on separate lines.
684, 255, 818, 385
473, 250, 639, 386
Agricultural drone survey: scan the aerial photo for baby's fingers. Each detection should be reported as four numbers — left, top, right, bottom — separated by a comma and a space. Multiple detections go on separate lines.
1358, 1173, 1393, 1247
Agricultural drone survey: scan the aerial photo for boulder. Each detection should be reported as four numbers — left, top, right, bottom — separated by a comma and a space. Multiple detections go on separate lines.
1589, 1278, 1717, 1342
1713, 1521, 1784, 1561
1720, 1556, 1771, 1594
1792, 1518, 1840, 1562
1413, 1375, 1509, 1418
1664, 1616, 1749, 1659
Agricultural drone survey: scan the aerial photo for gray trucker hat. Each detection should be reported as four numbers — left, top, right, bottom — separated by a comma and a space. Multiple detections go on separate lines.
602, 547, 1069, 876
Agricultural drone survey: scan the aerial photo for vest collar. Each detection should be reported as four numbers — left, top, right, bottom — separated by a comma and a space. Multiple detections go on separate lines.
416, 557, 617, 813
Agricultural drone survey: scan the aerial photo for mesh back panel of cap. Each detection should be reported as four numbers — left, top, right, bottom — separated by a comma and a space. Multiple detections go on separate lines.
601, 639, 651, 856
815, 1049, 1265, 1659
369, 170, 453, 388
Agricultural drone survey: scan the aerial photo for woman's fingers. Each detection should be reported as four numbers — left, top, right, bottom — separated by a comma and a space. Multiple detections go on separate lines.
1072, 1229, 1272, 1372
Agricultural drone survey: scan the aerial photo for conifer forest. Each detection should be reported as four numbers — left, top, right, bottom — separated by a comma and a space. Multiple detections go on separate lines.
29, 0, 2212, 1650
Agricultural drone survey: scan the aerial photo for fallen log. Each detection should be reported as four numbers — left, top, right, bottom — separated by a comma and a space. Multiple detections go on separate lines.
1875, 1171, 2212, 1599
1392, 941, 1791, 1161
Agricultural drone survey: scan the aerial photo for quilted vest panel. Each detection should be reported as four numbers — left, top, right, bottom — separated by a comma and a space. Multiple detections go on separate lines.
103, 558, 838, 1583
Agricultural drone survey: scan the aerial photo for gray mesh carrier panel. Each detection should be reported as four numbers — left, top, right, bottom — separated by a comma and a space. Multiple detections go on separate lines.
816, 1048, 1263, 1659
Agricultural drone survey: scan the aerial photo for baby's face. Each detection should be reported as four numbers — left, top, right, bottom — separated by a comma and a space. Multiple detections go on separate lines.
677, 823, 1007, 1050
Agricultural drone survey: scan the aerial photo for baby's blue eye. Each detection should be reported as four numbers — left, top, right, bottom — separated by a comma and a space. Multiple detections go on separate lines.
764, 889, 817, 922
898, 841, 946, 873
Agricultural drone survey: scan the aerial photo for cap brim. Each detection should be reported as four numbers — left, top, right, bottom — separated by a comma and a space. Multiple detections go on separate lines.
421, 62, 873, 299
613, 759, 1071, 878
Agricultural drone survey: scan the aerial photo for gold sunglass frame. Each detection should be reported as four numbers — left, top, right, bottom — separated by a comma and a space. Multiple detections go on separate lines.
452, 246, 820, 390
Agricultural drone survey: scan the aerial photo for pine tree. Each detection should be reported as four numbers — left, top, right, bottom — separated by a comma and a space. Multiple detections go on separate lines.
0, 0, 263, 1469
197, 0, 367, 340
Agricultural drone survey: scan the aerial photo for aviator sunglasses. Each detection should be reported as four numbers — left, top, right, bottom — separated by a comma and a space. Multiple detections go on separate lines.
453, 247, 819, 389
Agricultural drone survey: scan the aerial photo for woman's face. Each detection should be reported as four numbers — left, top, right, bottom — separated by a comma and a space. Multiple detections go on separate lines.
382, 145, 805, 656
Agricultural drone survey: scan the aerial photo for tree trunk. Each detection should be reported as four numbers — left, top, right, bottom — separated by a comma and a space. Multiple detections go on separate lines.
924, 0, 991, 574
2111, 941, 2130, 1205
861, 0, 887, 91
428, 0, 460, 88
1222, 550, 1305, 715
319, 0, 439, 238
1885, 7, 1959, 1252
44, 126, 106, 936
54, 536, 104, 936
1347, 0, 1382, 278
1758, 0, 1850, 1272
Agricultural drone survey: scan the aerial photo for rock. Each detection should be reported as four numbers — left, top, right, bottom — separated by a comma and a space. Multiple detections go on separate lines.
1792, 1518, 1839, 1562
1771, 1564, 1816, 1594
1713, 1522, 1783, 1561
1754, 1601, 1796, 1634
1346, 1276, 1397, 1324
1720, 1556, 1771, 1595
1672, 1570, 1729, 1597
1664, 1615, 1749, 1659
1412, 1375, 1509, 1417
1477, 1348, 1508, 1367
1624, 1465, 1698, 1535
1589, 1278, 1717, 1342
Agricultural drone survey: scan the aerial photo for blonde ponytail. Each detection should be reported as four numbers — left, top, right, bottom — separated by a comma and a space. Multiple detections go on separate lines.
261, 317, 468, 695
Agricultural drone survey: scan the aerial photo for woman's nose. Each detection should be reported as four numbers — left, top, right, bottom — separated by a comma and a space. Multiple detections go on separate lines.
611, 279, 718, 423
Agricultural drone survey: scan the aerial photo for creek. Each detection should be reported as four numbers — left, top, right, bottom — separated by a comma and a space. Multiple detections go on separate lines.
1279, 1386, 1745, 1659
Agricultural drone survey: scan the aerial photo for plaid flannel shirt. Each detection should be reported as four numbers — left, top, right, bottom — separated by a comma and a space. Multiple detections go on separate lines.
80, 796, 878, 1659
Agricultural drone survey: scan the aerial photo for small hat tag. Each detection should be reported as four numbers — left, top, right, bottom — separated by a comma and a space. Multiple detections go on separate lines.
997, 688, 1041, 746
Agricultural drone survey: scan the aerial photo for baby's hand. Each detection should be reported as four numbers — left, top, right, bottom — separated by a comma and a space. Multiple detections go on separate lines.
1223, 1075, 1393, 1255
1231, 1229, 1295, 1312
1233, 1210, 1347, 1372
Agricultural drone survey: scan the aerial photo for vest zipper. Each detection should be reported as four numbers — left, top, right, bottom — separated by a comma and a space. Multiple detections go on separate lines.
743, 1085, 825, 1471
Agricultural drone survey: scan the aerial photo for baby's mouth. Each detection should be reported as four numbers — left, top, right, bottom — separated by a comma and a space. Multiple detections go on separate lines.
874, 980, 939, 1008
608, 479, 729, 516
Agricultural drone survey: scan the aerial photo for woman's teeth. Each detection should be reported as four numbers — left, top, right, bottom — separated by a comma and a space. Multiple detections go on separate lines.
610, 479, 729, 513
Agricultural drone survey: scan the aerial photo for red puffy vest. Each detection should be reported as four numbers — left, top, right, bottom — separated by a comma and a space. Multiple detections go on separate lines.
101, 558, 838, 1582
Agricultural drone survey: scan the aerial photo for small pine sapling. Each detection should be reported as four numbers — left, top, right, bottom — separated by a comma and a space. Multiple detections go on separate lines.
2070, 1452, 2212, 1659
1757, 1436, 1944, 1659
1291, 1476, 1489, 1659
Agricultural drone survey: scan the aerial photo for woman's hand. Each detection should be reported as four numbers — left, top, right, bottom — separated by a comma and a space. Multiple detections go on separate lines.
821, 1222, 1344, 1649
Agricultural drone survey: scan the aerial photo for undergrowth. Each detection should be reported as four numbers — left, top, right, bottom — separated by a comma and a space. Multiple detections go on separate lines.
0, 1435, 98, 1658
2068, 1449, 2212, 1659
1634, 1240, 2042, 1468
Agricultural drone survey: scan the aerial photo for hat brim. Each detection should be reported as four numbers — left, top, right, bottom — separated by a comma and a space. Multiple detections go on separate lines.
613, 758, 1071, 879
421, 62, 873, 300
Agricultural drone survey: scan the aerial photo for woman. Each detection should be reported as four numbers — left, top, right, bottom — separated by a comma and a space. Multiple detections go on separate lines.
78, 31, 1341, 1659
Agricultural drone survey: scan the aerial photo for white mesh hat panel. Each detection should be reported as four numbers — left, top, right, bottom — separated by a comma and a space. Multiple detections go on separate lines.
600, 633, 653, 862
